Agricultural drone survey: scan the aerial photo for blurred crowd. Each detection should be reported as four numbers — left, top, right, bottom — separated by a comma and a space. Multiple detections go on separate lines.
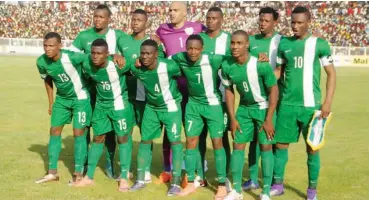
1, 1, 368, 47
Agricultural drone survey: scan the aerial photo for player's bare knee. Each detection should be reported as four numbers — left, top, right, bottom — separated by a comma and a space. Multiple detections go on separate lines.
260, 144, 273, 151
117, 135, 128, 144
93, 135, 105, 143
50, 127, 62, 136
73, 128, 85, 137
233, 142, 246, 150
186, 136, 198, 149
170, 141, 181, 146
212, 138, 223, 150
276, 143, 289, 149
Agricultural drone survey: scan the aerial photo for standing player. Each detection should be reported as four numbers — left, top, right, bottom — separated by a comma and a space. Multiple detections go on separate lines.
154, 1, 204, 183
70, 4, 127, 178
270, 7, 336, 200
221, 30, 278, 200
72, 39, 134, 191
129, 40, 184, 196
197, 6, 232, 187
35, 32, 91, 184
117, 9, 165, 183
171, 35, 228, 199
243, 7, 282, 191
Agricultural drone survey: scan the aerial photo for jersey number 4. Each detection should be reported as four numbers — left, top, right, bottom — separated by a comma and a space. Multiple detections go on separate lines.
154, 83, 160, 93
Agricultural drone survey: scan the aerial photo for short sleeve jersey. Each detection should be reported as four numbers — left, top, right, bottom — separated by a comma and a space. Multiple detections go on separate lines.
200, 31, 232, 56
171, 52, 225, 105
129, 58, 182, 112
156, 21, 204, 56
276, 35, 333, 107
70, 28, 127, 54
117, 34, 165, 102
82, 58, 130, 110
221, 56, 277, 109
36, 49, 89, 100
249, 32, 282, 69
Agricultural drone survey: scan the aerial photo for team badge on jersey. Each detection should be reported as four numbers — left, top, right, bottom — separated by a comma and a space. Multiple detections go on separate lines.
184, 27, 194, 35
306, 110, 333, 151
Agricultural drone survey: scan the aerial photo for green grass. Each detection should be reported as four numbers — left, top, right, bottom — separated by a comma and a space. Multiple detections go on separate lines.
0, 56, 368, 200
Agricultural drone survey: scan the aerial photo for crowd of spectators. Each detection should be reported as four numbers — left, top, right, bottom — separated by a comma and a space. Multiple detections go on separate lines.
1, 1, 368, 47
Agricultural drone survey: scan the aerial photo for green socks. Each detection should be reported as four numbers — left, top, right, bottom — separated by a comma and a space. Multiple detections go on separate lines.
119, 135, 132, 180
86, 143, 104, 179
74, 134, 87, 173
171, 143, 183, 185
214, 148, 226, 184
273, 148, 288, 184
230, 149, 245, 193
261, 150, 274, 195
248, 140, 260, 182
137, 143, 152, 181
307, 152, 320, 189
196, 146, 204, 179
48, 135, 62, 170
185, 149, 198, 182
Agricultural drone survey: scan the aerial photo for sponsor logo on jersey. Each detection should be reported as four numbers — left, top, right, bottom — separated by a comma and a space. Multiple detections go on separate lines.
184, 27, 194, 35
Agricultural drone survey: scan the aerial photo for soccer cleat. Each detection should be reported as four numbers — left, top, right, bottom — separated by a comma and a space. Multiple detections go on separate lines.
225, 178, 233, 193
167, 184, 181, 196
307, 188, 318, 200
130, 181, 146, 191
157, 171, 172, 183
242, 179, 259, 190
144, 171, 152, 183
194, 175, 208, 188
224, 189, 243, 200
270, 184, 284, 196
35, 173, 59, 184
260, 194, 271, 200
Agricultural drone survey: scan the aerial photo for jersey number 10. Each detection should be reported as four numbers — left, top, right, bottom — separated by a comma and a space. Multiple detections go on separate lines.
294, 56, 303, 68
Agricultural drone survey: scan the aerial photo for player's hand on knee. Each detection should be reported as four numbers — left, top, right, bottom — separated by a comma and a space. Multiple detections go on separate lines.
257, 53, 269, 62
113, 54, 126, 68
260, 119, 275, 140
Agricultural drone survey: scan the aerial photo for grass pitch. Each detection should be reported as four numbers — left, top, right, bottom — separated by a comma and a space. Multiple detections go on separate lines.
0, 56, 368, 200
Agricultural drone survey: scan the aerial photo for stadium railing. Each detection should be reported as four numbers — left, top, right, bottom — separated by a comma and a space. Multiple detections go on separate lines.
0, 37, 368, 67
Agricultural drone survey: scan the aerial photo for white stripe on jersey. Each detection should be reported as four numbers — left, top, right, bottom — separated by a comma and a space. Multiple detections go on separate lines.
60, 53, 87, 100
106, 29, 117, 54
247, 56, 268, 109
200, 55, 219, 105
157, 62, 178, 112
303, 36, 317, 107
69, 45, 83, 53
136, 79, 146, 101
218, 70, 226, 102
107, 61, 125, 110
215, 32, 228, 55
269, 34, 282, 69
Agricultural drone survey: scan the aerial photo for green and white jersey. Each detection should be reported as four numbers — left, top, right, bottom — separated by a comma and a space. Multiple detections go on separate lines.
200, 30, 231, 102
129, 58, 182, 112
70, 28, 127, 54
249, 32, 282, 69
221, 56, 277, 109
82, 58, 130, 110
200, 31, 231, 56
36, 49, 89, 100
171, 52, 225, 105
117, 34, 165, 102
276, 34, 333, 107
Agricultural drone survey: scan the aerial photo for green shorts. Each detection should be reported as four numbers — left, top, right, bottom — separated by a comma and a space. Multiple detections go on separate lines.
234, 106, 276, 145
51, 97, 92, 129
131, 100, 146, 127
275, 104, 319, 143
185, 101, 224, 139
141, 105, 182, 142
91, 103, 134, 136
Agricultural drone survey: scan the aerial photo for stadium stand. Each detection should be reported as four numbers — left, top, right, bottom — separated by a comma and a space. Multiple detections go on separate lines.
0, 1, 368, 47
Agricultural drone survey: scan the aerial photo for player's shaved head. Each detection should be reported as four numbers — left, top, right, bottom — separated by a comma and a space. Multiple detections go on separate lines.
207, 7, 223, 18
95, 4, 111, 17
169, 1, 187, 26
91, 38, 108, 50
232, 30, 249, 42
141, 39, 158, 51
186, 34, 203, 62
186, 34, 204, 46
44, 32, 61, 43
43, 32, 62, 60
292, 6, 311, 20
133, 9, 148, 21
